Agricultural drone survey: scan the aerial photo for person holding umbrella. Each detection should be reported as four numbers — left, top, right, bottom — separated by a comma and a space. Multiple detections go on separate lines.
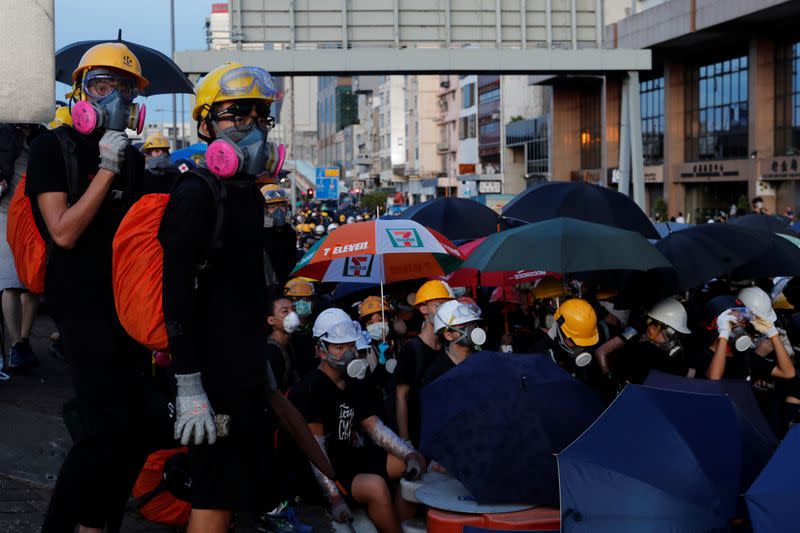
27, 42, 151, 532
291, 308, 426, 533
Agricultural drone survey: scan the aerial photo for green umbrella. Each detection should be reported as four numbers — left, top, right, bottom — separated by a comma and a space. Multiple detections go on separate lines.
462, 217, 672, 273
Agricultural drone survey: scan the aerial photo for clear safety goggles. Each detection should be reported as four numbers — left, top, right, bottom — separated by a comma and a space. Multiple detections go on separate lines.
441, 303, 482, 328
318, 321, 359, 343
83, 70, 138, 102
263, 188, 288, 203
219, 66, 277, 99
211, 99, 274, 134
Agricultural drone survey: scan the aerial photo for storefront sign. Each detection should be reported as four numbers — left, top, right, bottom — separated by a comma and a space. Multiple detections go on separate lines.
478, 180, 502, 194
761, 157, 800, 180
644, 165, 663, 183
459, 164, 476, 174
675, 160, 749, 181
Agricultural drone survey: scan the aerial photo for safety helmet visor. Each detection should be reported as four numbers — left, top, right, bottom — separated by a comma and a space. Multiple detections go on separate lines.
83, 70, 138, 103
219, 66, 277, 100
263, 188, 288, 204
210, 99, 274, 134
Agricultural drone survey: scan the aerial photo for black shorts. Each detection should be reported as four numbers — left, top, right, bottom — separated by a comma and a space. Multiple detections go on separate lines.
328, 441, 390, 497
188, 386, 276, 511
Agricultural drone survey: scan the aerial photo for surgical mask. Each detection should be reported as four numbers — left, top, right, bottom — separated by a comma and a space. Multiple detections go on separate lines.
264, 207, 288, 228
450, 324, 487, 350
295, 299, 312, 318
367, 322, 389, 341
72, 91, 146, 135
283, 311, 300, 334
392, 316, 407, 336
206, 125, 269, 178
146, 154, 172, 172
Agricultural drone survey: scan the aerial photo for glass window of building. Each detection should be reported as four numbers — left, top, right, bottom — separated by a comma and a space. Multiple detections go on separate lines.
685, 55, 749, 161
640, 77, 664, 165
462, 84, 475, 108
775, 41, 800, 155
460, 115, 477, 140
479, 88, 500, 104
580, 91, 601, 169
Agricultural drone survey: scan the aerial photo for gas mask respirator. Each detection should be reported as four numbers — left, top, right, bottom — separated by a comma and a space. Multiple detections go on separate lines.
450, 324, 487, 351
553, 326, 593, 368
72, 91, 145, 135
655, 326, 682, 358
206, 125, 286, 179
264, 207, 288, 228
322, 342, 367, 380
146, 155, 173, 172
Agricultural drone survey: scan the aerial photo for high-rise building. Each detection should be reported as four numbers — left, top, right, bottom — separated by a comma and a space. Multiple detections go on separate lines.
316, 76, 359, 169
403, 75, 442, 204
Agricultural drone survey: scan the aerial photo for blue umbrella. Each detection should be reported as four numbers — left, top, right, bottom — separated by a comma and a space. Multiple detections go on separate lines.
170, 143, 207, 163
419, 352, 604, 505
643, 370, 777, 491
558, 385, 742, 532
745, 424, 800, 533
654, 221, 692, 237
393, 197, 505, 241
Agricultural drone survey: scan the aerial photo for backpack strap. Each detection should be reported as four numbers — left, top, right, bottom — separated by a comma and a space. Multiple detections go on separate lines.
171, 167, 227, 268
50, 127, 81, 206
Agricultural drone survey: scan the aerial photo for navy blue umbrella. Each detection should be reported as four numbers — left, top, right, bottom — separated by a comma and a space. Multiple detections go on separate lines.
654, 221, 692, 237
730, 213, 799, 237
644, 370, 777, 490
558, 385, 742, 533
394, 197, 505, 241
501, 181, 660, 239
419, 352, 604, 505
745, 424, 800, 533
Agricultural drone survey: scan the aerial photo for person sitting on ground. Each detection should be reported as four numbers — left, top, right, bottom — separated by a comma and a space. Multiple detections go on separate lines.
290, 308, 425, 533
265, 295, 302, 392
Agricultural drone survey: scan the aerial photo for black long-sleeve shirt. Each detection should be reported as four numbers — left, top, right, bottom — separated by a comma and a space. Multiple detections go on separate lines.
159, 173, 270, 393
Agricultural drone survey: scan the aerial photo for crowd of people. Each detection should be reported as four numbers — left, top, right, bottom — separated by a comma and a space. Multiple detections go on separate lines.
0, 41, 798, 533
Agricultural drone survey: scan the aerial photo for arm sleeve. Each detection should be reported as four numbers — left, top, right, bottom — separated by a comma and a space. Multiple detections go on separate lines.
158, 177, 216, 375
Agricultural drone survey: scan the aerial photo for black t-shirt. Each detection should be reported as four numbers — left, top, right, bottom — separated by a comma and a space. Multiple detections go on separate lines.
419, 351, 456, 389
159, 174, 269, 393
265, 338, 296, 392
395, 337, 442, 444
616, 339, 690, 385
291, 368, 376, 456
289, 331, 318, 380
25, 127, 144, 318
698, 347, 776, 382
263, 226, 297, 287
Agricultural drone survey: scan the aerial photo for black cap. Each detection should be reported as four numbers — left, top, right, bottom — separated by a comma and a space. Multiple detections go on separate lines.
706, 294, 742, 321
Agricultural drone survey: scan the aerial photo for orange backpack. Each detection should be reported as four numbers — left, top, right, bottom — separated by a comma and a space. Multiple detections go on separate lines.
7, 127, 80, 294
112, 169, 224, 351
132, 447, 191, 527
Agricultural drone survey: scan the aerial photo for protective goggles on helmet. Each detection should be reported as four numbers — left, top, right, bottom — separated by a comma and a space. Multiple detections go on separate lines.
83, 70, 138, 103
317, 321, 359, 343
219, 66, 277, 99
446, 303, 482, 325
263, 188, 288, 203
210, 100, 274, 134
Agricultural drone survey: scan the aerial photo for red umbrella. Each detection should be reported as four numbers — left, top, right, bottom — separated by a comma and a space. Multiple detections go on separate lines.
446, 237, 554, 289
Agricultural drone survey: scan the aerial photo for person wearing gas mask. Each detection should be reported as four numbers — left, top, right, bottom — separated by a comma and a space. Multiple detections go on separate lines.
159, 62, 281, 532
523, 277, 568, 353
139, 132, 179, 192
27, 42, 151, 532
261, 184, 297, 287
421, 300, 486, 388
291, 308, 426, 533
395, 280, 453, 445
265, 296, 302, 392
705, 292, 795, 383
596, 298, 693, 392
544, 299, 603, 390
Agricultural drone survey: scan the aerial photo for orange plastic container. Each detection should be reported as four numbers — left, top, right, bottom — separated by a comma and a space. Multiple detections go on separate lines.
427, 507, 560, 533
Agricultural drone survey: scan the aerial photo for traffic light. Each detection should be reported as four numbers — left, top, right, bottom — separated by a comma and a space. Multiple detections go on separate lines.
307, 188, 315, 198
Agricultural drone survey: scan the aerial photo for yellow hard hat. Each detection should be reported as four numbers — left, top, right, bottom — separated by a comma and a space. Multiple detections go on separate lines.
72, 42, 149, 92
532, 277, 566, 300
49, 106, 73, 130
142, 133, 170, 152
260, 184, 289, 205
192, 62, 277, 121
359, 296, 392, 318
339, 214, 346, 223
414, 280, 455, 306
554, 298, 599, 347
774, 292, 794, 311
284, 278, 315, 298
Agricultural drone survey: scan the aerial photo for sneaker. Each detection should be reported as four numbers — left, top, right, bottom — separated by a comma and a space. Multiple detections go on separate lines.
256, 508, 313, 533
7, 339, 38, 371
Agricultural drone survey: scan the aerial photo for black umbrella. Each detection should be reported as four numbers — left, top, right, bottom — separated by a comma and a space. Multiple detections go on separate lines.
393, 197, 505, 241
654, 224, 778, 289
731, 232, 800, 280
55, 31, 194, 96
729, 213, 800, 237
501, 181, 660, 239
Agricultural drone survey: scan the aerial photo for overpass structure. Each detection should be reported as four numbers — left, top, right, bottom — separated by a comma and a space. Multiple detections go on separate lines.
176, 0, 652, 206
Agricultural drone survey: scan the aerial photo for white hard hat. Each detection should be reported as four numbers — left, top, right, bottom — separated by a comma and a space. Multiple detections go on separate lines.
347, 216, 355, 224
327, 223, 338, 232
314, 224, 325, 236
433, 300, 482, 334
647, 298, 691, 334
737, 286, 777, 322
356, 215, 364, 221
313, 309, 360, 343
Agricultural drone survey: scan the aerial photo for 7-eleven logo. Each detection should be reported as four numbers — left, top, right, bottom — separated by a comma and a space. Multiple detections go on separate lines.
386, 228, 423, 248
343, 255, 374, 277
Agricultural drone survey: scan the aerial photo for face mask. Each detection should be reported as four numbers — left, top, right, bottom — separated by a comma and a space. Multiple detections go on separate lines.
556, 327, 593, 367
392, 316, 407, 336
367, 322, 389, 341
347, 358, 369, 380
731, 325, 755, 352
452, 286, 468, 297
264, 207, 288, 228
295, 299, 312, 318
146, 154, 172, 172
206, 125, 269, 178
72, 91, 145, 135
651, 326, 682, 357
282, 311, 300, 334
325, 346, 357, 371
451, 324, 487, 350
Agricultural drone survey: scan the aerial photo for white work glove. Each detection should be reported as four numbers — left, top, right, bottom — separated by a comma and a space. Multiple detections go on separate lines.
98, 130, 128, 174
752, 316, 779, 339
174, 372, 217, 445
716, 309, 737, 339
